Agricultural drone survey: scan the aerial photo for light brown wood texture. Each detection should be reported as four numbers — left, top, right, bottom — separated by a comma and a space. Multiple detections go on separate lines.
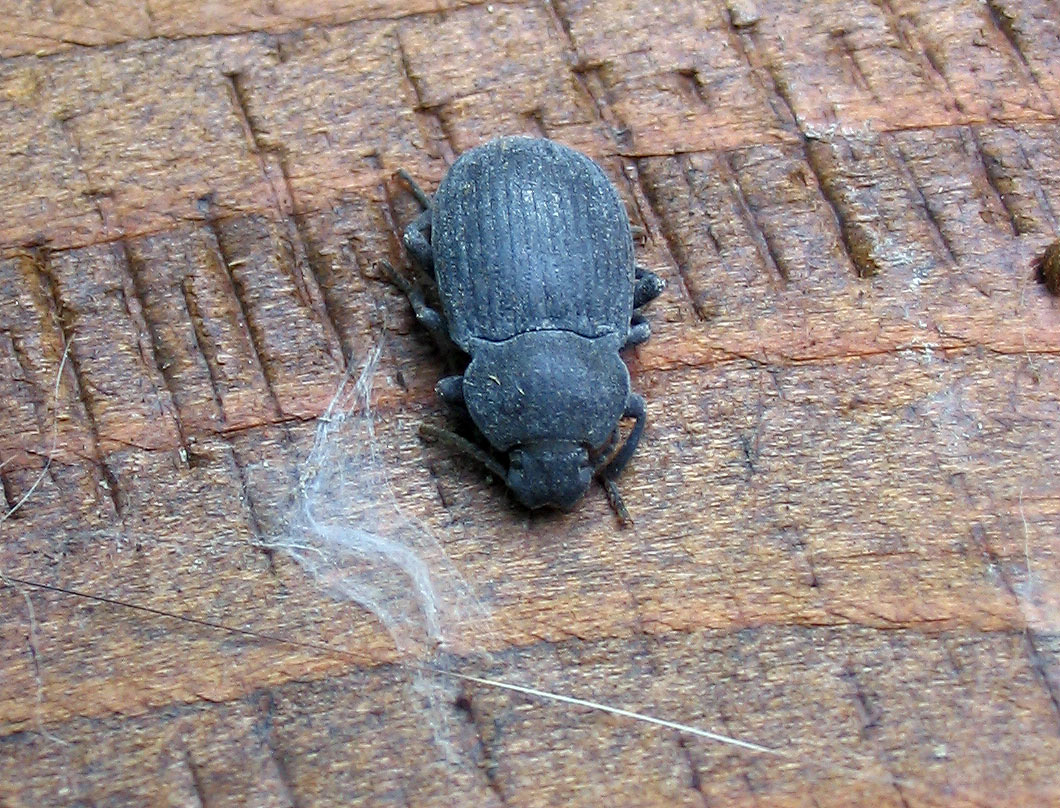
2, 1, 1059, 806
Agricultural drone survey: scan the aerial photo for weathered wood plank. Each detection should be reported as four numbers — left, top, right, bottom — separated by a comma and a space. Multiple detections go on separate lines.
2, 1, 1059, 807
0, 0, 482, 59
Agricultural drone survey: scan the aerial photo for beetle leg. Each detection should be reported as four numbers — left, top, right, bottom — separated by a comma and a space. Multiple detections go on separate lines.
396, 168, 433, 211
593, 423, 632, 524
395, 168, 435, 270
592, 426, 621, 464
625, 267, 663, 349
380, 260, 450, 348
623, 313, 651, 349
594, 393, 646, 524
419, 423, 508, 481
436, 375, 465, 405
403, 209, 435, 272
634, 266, 665, 309
600, 393, 646, 482
405, 288, 448, 346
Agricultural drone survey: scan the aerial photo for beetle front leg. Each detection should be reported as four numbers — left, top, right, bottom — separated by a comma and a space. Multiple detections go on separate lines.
600, 393, 646, 482
596, 393, 647, 523
419, 423, 508, 481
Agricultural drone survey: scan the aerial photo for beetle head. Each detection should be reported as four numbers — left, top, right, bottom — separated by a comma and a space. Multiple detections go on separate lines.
507, 441, 592, 510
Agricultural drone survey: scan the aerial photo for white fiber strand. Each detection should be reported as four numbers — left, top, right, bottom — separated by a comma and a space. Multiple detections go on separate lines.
268, 342, 490, 659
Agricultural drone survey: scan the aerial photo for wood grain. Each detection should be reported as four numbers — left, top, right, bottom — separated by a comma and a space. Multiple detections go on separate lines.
2, 1, 1059, 806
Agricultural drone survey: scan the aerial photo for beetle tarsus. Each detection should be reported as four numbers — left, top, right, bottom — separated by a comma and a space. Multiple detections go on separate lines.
593, 393, 645, 523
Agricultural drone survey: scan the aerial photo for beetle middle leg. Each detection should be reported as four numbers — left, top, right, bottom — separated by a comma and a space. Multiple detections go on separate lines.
380, 260, 450, 350
435, 375, 465, 405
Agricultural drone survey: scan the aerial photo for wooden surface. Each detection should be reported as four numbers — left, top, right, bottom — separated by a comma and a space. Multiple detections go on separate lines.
2, 1, 1060, 805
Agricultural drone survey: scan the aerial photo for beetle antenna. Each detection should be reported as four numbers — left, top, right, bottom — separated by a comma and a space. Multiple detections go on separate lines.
601, 477, 632, 525
419, 423, 509, 481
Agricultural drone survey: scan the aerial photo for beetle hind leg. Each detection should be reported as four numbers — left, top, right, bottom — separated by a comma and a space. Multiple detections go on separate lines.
624, 266, 663, 349
403, 209, 435, 272
395, 168, 435, 271
396, 168, 433, 210
634, 265, 665, 309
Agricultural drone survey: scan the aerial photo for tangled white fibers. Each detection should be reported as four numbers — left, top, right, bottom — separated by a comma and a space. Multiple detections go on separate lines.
262, 342, 492, 750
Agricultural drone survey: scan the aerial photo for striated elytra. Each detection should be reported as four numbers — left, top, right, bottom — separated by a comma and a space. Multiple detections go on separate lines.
388, 136, 663, 517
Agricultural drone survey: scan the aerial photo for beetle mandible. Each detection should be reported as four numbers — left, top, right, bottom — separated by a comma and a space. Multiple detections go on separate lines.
386, 136, 663, 517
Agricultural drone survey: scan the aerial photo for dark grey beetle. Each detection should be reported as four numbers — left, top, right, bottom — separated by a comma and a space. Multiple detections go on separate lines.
387, 136, 663, 516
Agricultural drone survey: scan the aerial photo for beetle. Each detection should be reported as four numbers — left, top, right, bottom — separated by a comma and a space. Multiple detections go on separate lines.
385, 136, 663, 518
